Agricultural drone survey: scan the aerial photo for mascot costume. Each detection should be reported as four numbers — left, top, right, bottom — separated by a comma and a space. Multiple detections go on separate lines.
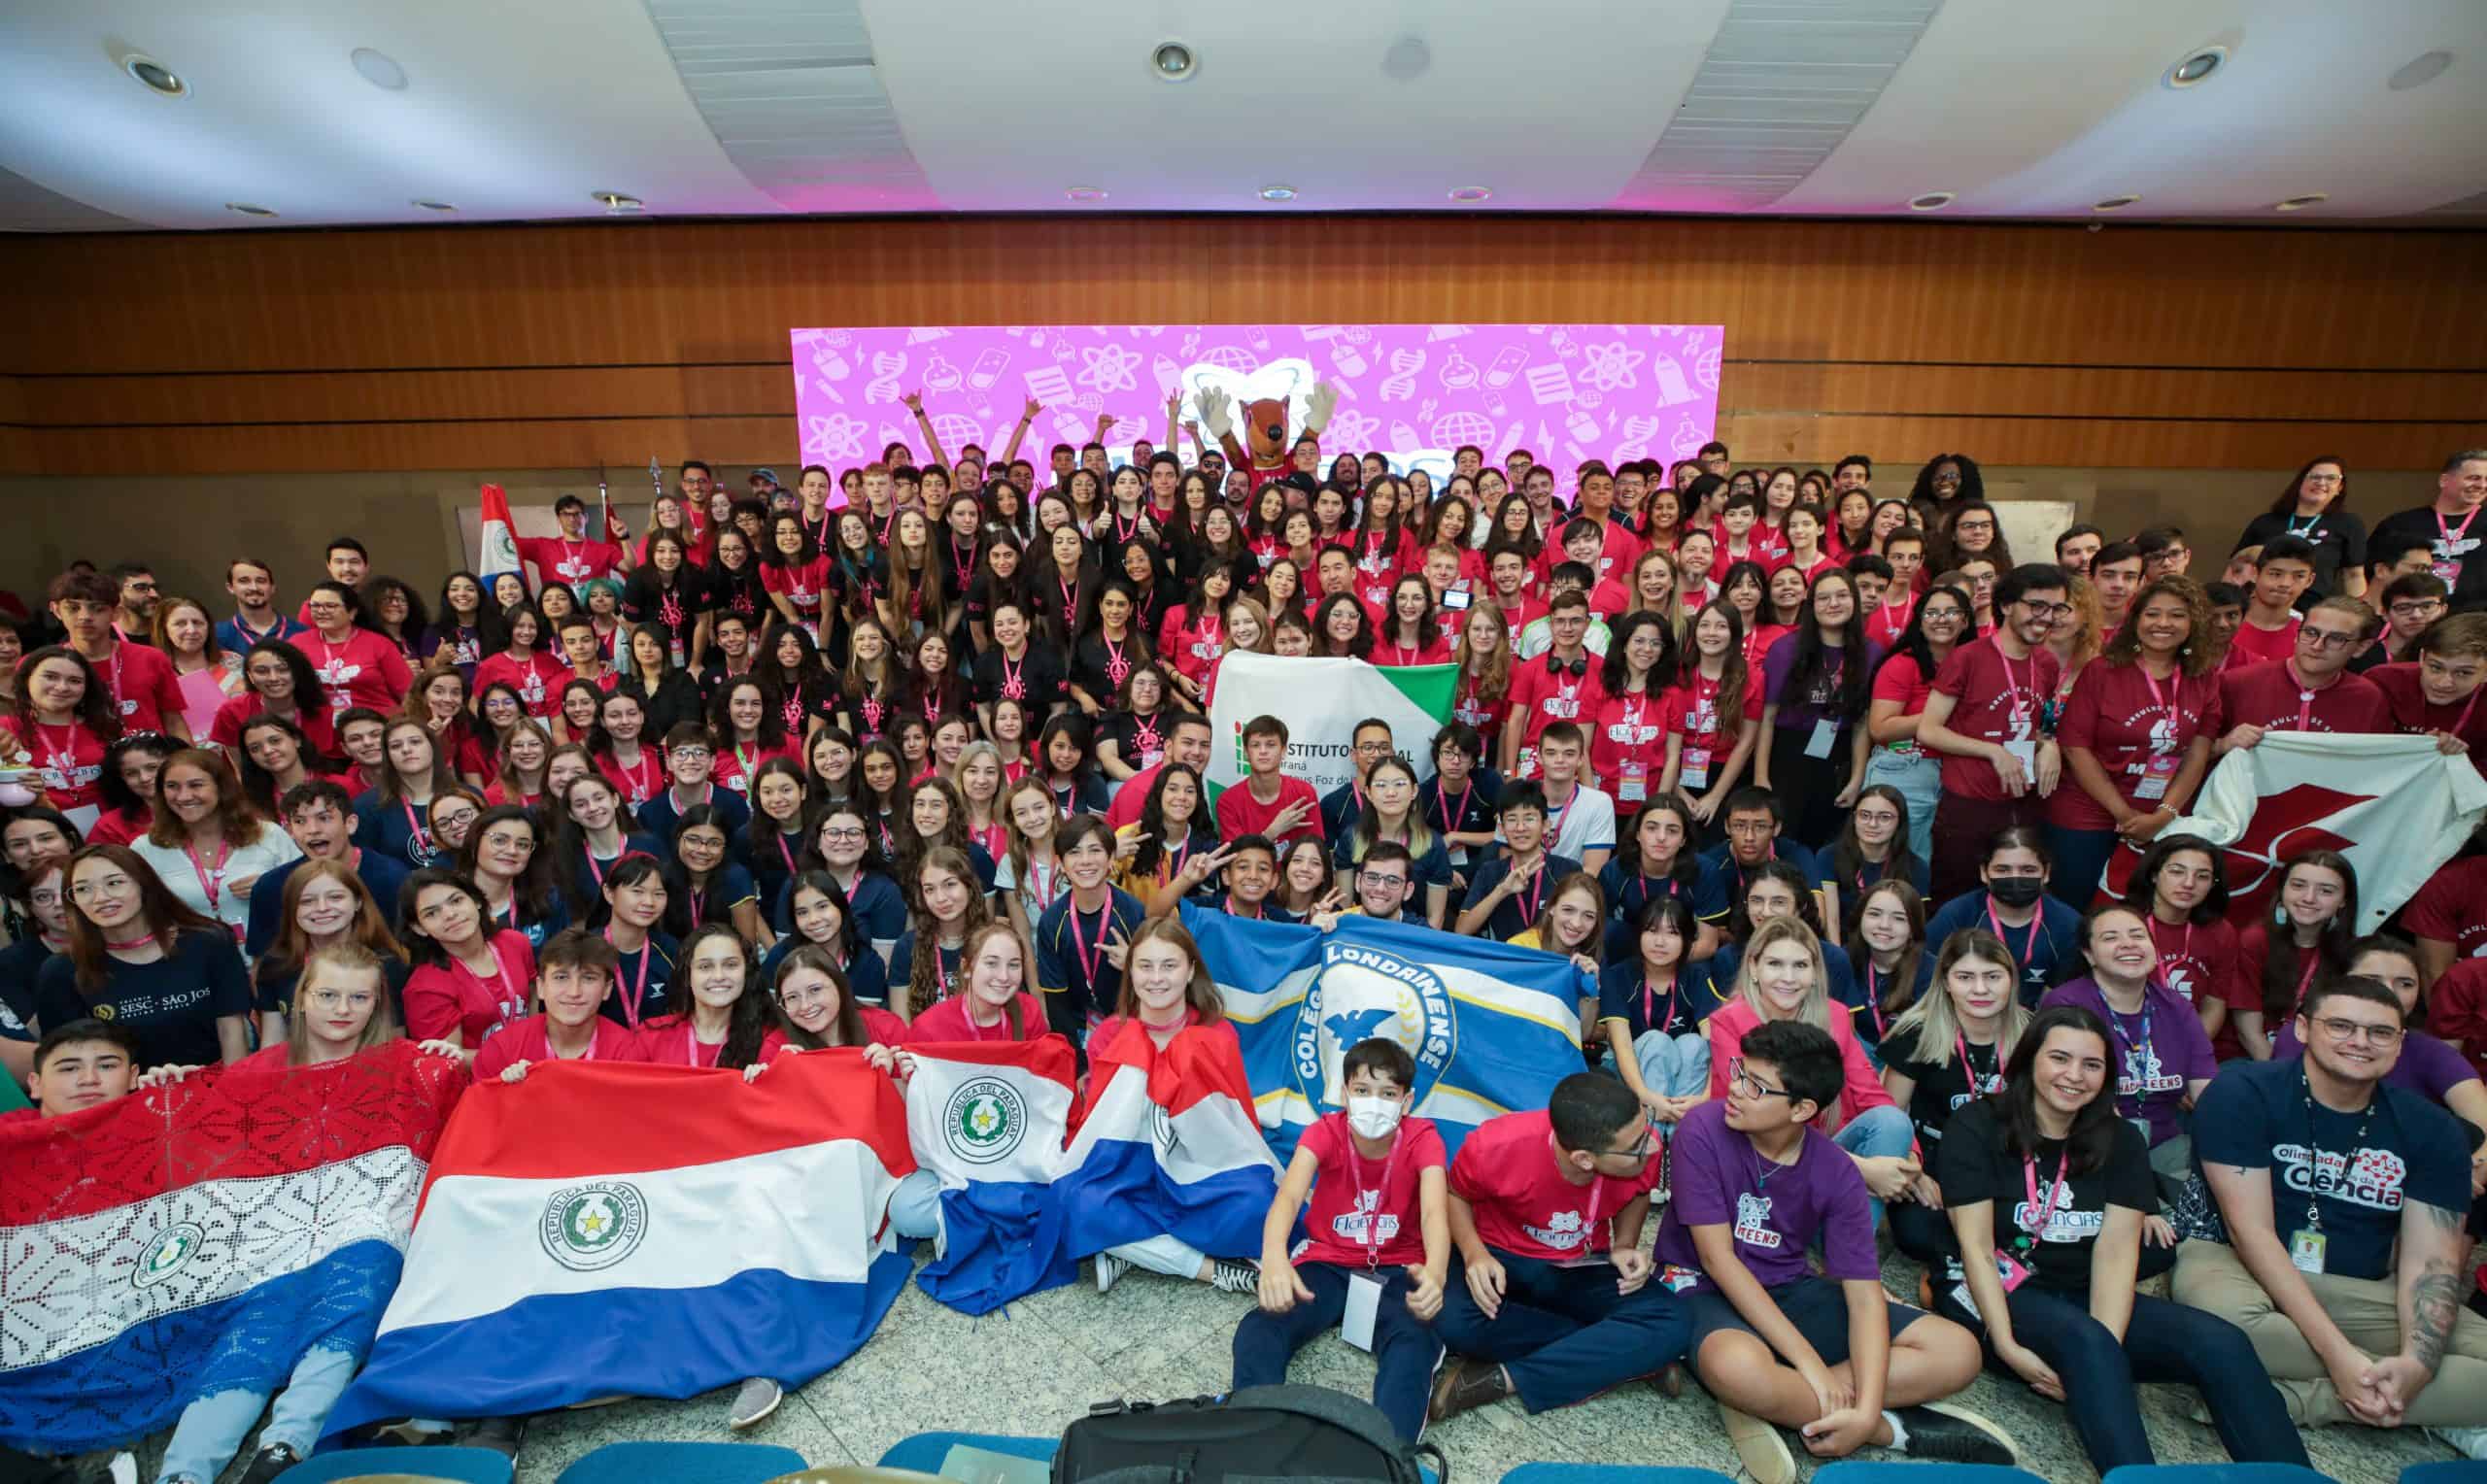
1194, 372, 1341, 493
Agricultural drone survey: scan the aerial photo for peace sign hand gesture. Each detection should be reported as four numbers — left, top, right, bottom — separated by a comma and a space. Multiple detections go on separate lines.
1103, 928, 1132, 972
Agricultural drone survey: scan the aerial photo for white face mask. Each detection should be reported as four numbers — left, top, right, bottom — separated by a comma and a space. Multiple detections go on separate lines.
1346, 1095, 1405, 1140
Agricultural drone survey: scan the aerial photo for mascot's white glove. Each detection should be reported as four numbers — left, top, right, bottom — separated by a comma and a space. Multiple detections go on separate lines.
1306, 378, 1340, 431
1195, 385, 1234, 442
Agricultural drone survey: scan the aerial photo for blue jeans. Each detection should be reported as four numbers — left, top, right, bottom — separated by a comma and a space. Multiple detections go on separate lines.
1862, 748, 1940, 865
1434, 1248, 1689, 1412
1933, 1285, 2304, 1474
892, 1168, 941, 1241
1233, 1264, 1442, 1441
2042, 825, 2119, 913
1832, 1103, 1914, 1231
156, 1345, 357, 1484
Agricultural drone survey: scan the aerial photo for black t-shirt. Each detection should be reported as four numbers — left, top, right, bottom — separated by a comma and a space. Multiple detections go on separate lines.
1936, 1099, 2157, 1291
705, 561, 771, 629
971, 645, 1069, 711
33, 931, 253, 1068
622, 564, 714, 627
1596, 961, 1719, 1039
1881, 1024, 2008, 1148
2236, 511, 2368, 601
2372, 505, 2487, 611
0, 936, 48, 1044
1072, 633, 1151, 705
1095, 710, 1175, 772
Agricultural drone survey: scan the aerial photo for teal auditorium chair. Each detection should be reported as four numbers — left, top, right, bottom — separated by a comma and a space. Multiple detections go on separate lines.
876, 1430, 1447, 1484
2402, 1465, 2487, 1484
1497, 1465, 1735, 1484
2103, 1466, 2342, 1484
554, 1440, 810, 1484
1813, 1466, 2053, 1484
270, 1445, 515, 1483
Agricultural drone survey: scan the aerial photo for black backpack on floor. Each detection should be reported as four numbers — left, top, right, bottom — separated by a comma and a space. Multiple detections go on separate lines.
1053, 1384, 1446, 1484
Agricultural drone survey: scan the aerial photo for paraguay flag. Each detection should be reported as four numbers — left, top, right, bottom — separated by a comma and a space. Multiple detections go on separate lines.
1203, 903, 1587, 1162
0, 1042, 463, 1453
324, 1051, 913, 1433
1053, 1018, 1280, 1264
904, 1036, 1082, 1315
477, 482, 522, 584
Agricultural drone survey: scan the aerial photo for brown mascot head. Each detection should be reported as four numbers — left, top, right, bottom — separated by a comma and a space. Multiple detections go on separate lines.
1241, 395, 1290, 468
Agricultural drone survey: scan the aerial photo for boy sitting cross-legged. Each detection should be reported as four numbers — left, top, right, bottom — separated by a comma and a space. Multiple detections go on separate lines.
1654, 1019, 2016, 1484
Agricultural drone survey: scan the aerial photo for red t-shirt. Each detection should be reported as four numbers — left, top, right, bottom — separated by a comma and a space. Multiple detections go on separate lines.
1372, 634, 1453, 667
635, 1017, 787, 1068
85, 804, 153, 848
1293, 1111, 1447, 1269
2215, 661, 2391, 737
1348, 530, 1414, 610
1451, 669, 1509, 755
1507, 653, 1609, 772
1928, 636, 2061, 801
1863, 595, 1917, 652
1156, 606, 1227, 686
471, 651, 569, 718
1449, 1108, 1659, 1263
906, 993, 1048, 1044
711, 738, 800, 796
2369, 662, 2487, 775
473, 1013, 647, 1080
2429, 959, 2487, 1082
208, 692, 340, 759
516, 536, 626, 590
2219, 924, 2307, 1062
2227, 614, 2300, 668
1869, 652, 1937, 724
2144, 913, 2247, 1012
2405, 857, 2487, 964
1213, 773, 1325, 846
2048, 658, 2223, 830
1663, 671, 1762, 780
762, 557, 836, 629
0, 720, 109, 813
1588, 688, 1672, 809
91, 641, 185, 736
596, 748, 667, 811
288, 629, 414, 718
1489, 594, 1549, 634
401, 930, 538, 1047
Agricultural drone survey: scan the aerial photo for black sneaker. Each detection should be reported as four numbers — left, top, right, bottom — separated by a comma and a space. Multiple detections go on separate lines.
1426, 1360, 1513, 1422
237, 1443, 301, 1484
1893, 1402, 2018, 1466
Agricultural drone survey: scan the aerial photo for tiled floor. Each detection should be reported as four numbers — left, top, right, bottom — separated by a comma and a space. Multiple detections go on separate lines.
88, 1247, 2465, 1483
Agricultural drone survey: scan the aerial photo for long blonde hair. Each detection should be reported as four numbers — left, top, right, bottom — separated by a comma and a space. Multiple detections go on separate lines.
1115, 914, 1225, 1025
1735, 917, 1832, 1029
1883, 927, 2030, 1071
283, 940, 402, 1063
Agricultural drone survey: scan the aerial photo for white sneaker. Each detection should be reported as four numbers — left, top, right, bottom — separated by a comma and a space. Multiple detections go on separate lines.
1094, 1252, 1131, 1294
729, 1377, 783, 1430
2429, 1424, 2487, 1460
1719, 1401, 1794, 1484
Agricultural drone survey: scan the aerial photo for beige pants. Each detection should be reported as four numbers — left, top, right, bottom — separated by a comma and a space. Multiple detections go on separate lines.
2171, 1238, 2487, 1428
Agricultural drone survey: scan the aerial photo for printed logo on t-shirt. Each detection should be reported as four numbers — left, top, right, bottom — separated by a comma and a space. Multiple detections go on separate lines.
1946, 1070, 2005, 1112
1733, 1191, 1782, 1249
2008, 1199, 2103, 1243
1522, 1207, 1589, 1251
2119, 1042, 2182, 1096
1331, 1187, 1402, 1245
2161, 961, 2198, 1002
2275, 1140, 2408, 1213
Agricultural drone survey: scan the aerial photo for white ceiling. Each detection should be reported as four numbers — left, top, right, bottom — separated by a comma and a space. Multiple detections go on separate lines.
0, 0, 2480, 231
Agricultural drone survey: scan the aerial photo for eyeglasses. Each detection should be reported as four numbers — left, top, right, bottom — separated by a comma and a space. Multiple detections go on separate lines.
2310, 1016, 2402, 1045
1357, 871, 1409, 889
822, 826, 868, 841
2019, 600, 2075, 619
1599, 1130, 1655, 1164
1726, 1058, 1791, 1100
2391, 601, 2447, 620
2299, 628, 2363, 651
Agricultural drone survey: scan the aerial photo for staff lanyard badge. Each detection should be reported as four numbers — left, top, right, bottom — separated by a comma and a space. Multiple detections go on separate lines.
1341, 1132, 1401, 1352
1680, 747, 1711, 791
1805, 717, 1839, 759
2135, 752, 2179, 801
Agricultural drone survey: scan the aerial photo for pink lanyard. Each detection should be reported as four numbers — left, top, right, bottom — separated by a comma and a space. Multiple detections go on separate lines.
1986, 894, 2042, 969
1069, 901, 1110, 987
2021, 1149, 2071, 1240
457, 937, 524, 1027
2282, 661, 2325, 731
1640, 972, 1678, 1035
1514, 861, 1548, 928
606, 930, 654, 1026
403, 801, 430, 855
2437, 503, 2481, 551
1000, 652, 1026, 698
1435, 780, 1474, 835
1955, 1031, 1991, 1098
775, 832, 799, 877
1346, 1127, 1405, 1267
184, 837, 231, 913
1549, 1131, 1610, 1239
2137, 665, 2178, 733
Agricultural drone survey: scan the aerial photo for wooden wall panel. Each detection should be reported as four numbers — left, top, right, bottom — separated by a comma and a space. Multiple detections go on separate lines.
3, 216, 2482, 477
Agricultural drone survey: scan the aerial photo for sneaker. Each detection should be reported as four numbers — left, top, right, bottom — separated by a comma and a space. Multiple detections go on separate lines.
1426, 1360, 1513, 1422
110, 1456, 140, 1484
1094, 1252, 1131, 1294
464, 1415, 528, 1461
1892, 1402, 2018, 1466
237, 1442, 302, 1484
1719, 1402, 1794, 1484
1209, 1259, 1260, 1295
729, 1377, 783, 1430
1653, 1362, 1686, 1400
2430, 1424, 2487, 1460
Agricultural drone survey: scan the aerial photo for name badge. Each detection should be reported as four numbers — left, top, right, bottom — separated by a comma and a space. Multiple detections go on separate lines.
1805, 718, 1837, 759
1341, 1270, 1383, 1352
2289, 1229, 2328, 1275
1947, 1250, 2030, 1322
1618, 760, 1649, 803
2134, 752, 2179, 801
1680, 748, 1711, 791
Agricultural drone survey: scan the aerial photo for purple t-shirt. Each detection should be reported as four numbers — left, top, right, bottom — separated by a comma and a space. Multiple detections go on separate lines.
1759, 633, 1879, 733
2040, 976, 2218, 1147
1652, 1100, 1876, 1291
2273, 1022, 2477, 1105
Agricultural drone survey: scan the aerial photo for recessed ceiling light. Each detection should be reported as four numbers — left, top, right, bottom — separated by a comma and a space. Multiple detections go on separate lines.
2388, 50, 2454, 91
1380, 36, 1432, 81
2165, 47, 2226, 88
350, 47, 407, 90
412, 199, 457, 212
225, 203, 277, 218
1258, 186, 1298, 203
123, 54, 186, 97
1908, 191, 1956, 211
1151, 41, 1195, 81
1065, 186, 1107, 203
2274, 193, 2329, 212
592, 190, 643, 214
1448, 186, 1492, 203
2092, 194, 2140, 212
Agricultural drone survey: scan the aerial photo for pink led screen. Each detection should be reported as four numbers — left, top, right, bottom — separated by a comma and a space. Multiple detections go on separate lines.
789, 323, 1724, 490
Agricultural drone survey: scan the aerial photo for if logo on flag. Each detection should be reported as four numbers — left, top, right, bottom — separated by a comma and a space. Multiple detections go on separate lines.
539, 1181, 649, 1271
943, 1077, 1028, 1164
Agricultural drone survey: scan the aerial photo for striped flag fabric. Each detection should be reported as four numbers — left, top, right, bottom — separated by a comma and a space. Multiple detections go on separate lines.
1205, 653, 1458, 798
324, 1052, 914, 1433
905, 1036, 1082, 1315
1053, 1019, 1281, 1265
0, 1042, 463, 1453
477, 482, 522, 584
1199, 903, 1588, 1161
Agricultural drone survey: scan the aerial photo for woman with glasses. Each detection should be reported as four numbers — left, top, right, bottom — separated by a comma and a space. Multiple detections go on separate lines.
288, 582, 413, 719
2234, 455, 2366, 601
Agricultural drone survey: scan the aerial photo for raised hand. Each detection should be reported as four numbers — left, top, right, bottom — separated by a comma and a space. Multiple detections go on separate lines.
902, 389, 926, 414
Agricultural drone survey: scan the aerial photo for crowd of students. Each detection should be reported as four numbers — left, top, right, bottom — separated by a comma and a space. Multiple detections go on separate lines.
4, 426, 2487, 1484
